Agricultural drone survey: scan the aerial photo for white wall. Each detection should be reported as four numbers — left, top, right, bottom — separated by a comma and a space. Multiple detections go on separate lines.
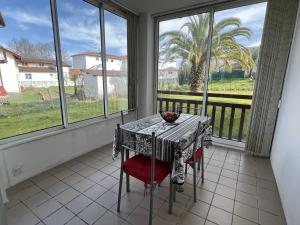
0, 112, 136, 193
270, 5, 300, 225
0, 53, 20, 93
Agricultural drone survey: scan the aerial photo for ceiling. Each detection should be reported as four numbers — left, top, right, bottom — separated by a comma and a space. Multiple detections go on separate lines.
115, 0, 213, 14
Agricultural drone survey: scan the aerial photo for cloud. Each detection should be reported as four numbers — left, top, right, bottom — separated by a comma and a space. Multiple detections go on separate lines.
159, 17, 189, 35
246, 40, 261, 47
61, 2, 98, 16
58, 14, 127, 55
159, 2, 267, 48
59, 18, 101, 49
3, 8, 52, 27
104, 19, 127, 55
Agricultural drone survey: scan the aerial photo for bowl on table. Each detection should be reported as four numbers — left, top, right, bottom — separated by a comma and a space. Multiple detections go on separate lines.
159, 110, 181, 123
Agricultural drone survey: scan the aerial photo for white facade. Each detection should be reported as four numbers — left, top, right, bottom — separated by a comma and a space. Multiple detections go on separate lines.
83, 74, 127, 99
18, 67, 70, 88
0, 52, 20, 93
0, 48, 71, 92
72, 52, 128, 99
72, 53, 127, 71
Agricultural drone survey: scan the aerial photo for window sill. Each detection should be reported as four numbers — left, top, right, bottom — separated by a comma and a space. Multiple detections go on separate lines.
0, 112, 125, 151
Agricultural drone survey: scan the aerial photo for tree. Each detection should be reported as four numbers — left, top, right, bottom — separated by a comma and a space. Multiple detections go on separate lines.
8, 37, 70, 63
160, 15, 256, 92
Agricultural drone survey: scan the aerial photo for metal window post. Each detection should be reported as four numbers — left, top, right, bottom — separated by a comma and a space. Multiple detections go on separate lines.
100, 7, 109, 117
50, 0, 69, 127
202, 8, 214, 117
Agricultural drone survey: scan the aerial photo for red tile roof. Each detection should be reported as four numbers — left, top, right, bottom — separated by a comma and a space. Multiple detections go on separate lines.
19, 57, 70, 67
71, 51, 127, 60
0, 47, 22, 60
18, 66, 57, 73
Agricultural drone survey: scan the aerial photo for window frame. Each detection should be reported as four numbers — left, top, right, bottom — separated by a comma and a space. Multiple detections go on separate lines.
0, 0, 132, 144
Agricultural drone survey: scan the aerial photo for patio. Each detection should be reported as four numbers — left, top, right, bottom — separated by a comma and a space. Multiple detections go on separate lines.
5, 144, 285, 225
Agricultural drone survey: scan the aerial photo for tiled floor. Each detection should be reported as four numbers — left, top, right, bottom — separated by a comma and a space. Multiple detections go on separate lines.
5, 144, 286, 225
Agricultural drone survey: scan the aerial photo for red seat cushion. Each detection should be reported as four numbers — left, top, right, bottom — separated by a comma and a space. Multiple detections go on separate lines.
123, 154, 171, 185
185, 147, 203, 164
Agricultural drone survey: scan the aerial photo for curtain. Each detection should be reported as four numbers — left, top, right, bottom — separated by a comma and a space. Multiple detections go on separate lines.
246, 0, 299, 157
127, 12, 138, 110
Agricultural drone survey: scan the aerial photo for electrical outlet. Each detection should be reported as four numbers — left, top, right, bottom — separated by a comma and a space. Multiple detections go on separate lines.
11, 166, 23, 177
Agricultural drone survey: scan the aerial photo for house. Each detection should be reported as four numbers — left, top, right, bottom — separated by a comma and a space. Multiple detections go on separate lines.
71, 51, 128, 99
71, 51, 127, 71
0, 47, 71, 92
158, 67, 178, 85
17, 57, 71, 88
0, 47, 21, 93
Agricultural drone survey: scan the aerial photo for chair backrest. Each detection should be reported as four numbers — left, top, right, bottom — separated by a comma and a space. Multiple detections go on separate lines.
121, 108, 136, 125
191, 119, 211, 155
117, 123, 157, 185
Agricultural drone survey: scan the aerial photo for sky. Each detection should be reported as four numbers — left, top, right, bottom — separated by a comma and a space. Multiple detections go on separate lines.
0, 1, 266, 59
159, 2, 268, 48
0, 0, 128, 57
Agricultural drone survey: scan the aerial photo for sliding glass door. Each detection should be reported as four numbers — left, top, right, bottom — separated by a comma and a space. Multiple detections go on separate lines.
156, 2, 268, 146
206, 2, 267, 143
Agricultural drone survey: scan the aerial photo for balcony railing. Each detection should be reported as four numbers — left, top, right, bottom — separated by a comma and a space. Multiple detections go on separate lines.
157, 90, 252, 142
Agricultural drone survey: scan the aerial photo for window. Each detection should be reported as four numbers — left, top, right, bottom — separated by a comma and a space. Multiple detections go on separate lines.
0, 0, 130, 141
25, 74, 32, 79
156, 2, 267, 144
0, 0, 63, 139
104, 10, 128, 114
57, 0, 104, 123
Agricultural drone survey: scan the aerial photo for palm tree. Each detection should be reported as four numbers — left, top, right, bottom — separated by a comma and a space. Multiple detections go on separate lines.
160, 14, 256, 92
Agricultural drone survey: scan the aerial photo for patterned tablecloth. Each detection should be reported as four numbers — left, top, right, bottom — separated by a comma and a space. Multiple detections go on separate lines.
112, 113, 212, 191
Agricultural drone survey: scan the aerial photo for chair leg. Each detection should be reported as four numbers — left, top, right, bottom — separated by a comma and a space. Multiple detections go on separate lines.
185, 163, 188, 175
126, 175, 130, 192
168, 175, 173, 214
173, 184, 176, 202
201, 155, 204, 183
117, 162, 124, 212
149, 181, 154, 225
125, 150, 130, 192
193, 160, 197, 202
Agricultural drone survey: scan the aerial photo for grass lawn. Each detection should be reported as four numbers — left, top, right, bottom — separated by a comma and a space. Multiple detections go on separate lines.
0, 86, 127, 139
0, 79, 254, 141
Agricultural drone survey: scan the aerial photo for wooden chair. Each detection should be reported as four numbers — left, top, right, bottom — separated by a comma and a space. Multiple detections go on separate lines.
116, 124, 173, 225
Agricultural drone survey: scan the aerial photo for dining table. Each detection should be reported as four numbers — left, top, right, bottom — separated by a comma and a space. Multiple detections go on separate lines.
112, 113, 212, 191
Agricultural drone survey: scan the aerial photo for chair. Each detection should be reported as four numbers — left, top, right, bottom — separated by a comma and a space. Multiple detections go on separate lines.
184, 120, 210, 202
116, 124, 172, 225
120, 108, 137, 125
120, 109, 137, 191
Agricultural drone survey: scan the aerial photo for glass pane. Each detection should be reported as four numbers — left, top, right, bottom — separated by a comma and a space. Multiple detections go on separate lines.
207, 2, 267, 142
0, 0, 62, 139
104, 10, 128, 114
57, 0, 104, 123
157, 13, 210, 114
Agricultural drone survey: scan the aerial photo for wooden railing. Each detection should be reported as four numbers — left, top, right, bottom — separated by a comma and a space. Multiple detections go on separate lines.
157, 90, 252, 142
